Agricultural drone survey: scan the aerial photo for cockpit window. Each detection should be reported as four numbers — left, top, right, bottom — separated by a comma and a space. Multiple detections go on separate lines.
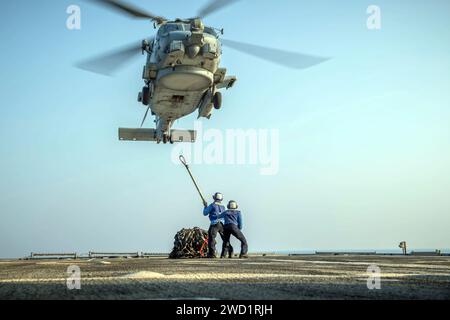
158, 23, 218, 37
166, 24, 180, 32
158, 23, 182, 36
204, 27, 218, 37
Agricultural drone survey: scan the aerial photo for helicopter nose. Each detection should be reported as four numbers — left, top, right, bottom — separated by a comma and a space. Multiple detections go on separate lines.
185, 30, 204, 59
187, 45, 201, 59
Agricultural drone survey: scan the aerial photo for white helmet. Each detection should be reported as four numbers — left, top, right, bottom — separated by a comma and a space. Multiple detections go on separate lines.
227, 200, 238, 210
213, 192, 223, 202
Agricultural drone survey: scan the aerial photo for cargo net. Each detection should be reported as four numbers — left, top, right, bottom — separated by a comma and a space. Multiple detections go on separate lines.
169, 227, 209, 259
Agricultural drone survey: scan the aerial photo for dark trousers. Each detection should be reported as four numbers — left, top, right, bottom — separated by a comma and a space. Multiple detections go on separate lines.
222, 224, 248, 255
208, 222, 233, 257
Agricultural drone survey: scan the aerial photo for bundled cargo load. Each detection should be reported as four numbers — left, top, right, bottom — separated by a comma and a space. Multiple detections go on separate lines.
169, 227, 209, 259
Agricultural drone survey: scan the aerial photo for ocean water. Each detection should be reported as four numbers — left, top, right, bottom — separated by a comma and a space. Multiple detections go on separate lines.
260, 248, 450, 255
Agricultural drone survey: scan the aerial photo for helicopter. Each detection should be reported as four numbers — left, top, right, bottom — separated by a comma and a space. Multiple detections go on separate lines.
77, 0, 329, 144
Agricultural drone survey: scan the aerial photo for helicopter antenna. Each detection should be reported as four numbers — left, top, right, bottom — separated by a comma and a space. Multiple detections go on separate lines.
212, 27, 224, 36
140, 106, 151, 128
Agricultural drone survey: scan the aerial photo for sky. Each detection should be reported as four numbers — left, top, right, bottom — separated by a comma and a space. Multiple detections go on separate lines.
0, 0, 449, 258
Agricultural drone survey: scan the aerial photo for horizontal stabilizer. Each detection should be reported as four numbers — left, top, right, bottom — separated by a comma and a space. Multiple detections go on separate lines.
119, 128, 157, 141
118, 128, 196, 143
217, 76, 237, 89
170, 130, 197, 143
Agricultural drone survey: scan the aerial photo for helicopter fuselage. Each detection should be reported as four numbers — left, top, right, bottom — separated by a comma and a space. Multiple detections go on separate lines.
81, 0, 328, 144
124, 20, 236, 144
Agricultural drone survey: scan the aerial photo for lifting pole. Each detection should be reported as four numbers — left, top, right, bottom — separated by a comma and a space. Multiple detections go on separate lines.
179, 155, 208, 208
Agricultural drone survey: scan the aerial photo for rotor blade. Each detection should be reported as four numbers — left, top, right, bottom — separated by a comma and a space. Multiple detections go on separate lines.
76, 39, 151, 76
140, 106, 151, 127
90, 0, 166, 23
197, 0, 240, 18
221, 39, 330, 70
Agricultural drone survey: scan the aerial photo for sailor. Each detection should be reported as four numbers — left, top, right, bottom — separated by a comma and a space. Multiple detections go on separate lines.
203, 192, 233, 258
218, 200, 248, 259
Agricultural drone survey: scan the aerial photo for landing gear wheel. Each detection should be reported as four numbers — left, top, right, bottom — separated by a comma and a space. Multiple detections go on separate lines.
213, 92, 222, 110
142, 86, 150, 106
163, 134, 168, 144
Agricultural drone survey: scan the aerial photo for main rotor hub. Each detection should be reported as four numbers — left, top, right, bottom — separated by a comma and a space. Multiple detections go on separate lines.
190, 18, 204, 32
